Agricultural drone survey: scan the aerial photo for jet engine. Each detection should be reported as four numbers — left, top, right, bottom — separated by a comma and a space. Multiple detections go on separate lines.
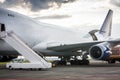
89, 42, 111, 60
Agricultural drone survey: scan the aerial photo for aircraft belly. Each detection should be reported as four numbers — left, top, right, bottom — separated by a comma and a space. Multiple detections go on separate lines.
0, 41, 19, 55
0, 51, 18, 55
38, 49, 78, 56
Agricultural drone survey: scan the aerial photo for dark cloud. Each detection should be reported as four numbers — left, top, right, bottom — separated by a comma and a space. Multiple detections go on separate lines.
35, 15, 71, 19
0, 0, 24, 8
0, 0, 77, 11
110, 0, 120, 7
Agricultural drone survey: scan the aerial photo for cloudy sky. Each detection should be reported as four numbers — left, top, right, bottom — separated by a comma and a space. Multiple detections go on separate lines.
0, 0, 120, 37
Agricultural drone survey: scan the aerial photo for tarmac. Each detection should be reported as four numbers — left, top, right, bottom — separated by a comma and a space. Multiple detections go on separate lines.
0, 61, 120, 80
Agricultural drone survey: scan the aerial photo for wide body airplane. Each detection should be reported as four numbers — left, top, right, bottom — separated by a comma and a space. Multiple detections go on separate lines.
0, 8, 119, 65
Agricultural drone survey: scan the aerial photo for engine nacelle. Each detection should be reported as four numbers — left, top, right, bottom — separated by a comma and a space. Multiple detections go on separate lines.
89, 43, 111, 60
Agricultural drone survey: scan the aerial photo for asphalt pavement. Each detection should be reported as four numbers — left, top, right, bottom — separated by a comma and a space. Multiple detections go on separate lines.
0, 61, 120, 80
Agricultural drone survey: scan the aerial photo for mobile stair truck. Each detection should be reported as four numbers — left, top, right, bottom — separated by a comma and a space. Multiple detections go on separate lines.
0, 24, 52, 70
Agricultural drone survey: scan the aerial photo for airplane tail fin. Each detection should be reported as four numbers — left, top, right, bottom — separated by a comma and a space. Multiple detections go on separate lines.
99, 9, 113, 37
89, 9, 113, 41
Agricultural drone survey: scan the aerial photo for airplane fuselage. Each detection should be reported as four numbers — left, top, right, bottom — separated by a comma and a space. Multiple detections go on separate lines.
0, 8, 92, 56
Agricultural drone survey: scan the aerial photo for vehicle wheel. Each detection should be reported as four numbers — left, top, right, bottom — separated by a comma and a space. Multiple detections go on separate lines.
9, 66, 13, 70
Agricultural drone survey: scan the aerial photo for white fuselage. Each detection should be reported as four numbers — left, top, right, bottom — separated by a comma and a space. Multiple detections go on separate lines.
0, 8, 92, 56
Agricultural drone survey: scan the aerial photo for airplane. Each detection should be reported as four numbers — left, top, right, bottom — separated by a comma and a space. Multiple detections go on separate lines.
0, 8, 119, 65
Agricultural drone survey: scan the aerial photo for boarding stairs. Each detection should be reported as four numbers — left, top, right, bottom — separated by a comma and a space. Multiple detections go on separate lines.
0, 25, 51, 69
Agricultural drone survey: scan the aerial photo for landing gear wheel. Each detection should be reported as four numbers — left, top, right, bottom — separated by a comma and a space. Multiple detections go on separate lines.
81, 60, 89, 65
70, 60, 75, 65
70, 60, 89, 65
58, 61, 67, 65
108, 59, 116, 64
70, 60, 79, 65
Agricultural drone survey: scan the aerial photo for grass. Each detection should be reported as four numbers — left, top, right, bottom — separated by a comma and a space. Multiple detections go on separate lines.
0, 62, 9, 65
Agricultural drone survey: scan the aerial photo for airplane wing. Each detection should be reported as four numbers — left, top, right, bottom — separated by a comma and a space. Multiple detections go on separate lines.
47, 41, 103, 52
47, 39, 120, 52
